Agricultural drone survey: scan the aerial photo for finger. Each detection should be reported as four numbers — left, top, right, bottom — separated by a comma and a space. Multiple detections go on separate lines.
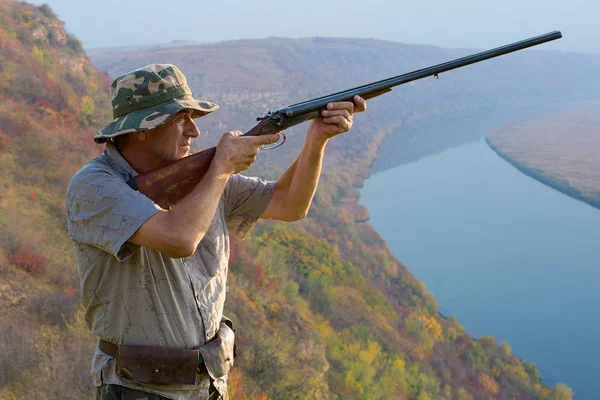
323, 116, 348, 124
227, 130, 243, 137
326, 101, 355, 112
353, 95, 367, 112
323, 116, 351, 130
321, 109, 352, 119
250, 133, 281, 146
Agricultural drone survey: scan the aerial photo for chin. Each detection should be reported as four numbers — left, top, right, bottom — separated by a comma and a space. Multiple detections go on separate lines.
179, 146, 191, 158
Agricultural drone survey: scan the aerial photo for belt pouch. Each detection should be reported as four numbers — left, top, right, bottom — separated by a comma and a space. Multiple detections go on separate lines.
116, 344, 199, 385
198, 322, 235, 381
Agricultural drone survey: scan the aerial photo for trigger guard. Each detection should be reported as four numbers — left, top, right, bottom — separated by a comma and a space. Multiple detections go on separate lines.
259, 132, 286, 150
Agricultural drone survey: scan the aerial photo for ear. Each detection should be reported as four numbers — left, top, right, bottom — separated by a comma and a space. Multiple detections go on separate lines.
136, 131, 147, 141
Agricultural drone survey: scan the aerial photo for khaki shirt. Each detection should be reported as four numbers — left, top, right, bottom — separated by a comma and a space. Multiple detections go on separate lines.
66, 143, 274, 399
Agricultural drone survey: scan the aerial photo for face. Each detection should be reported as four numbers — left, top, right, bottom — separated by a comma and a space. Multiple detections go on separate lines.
146, 110, 200, 164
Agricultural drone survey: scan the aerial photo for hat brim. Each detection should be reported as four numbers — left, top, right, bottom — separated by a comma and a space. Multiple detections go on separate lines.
94, 96, 219, 143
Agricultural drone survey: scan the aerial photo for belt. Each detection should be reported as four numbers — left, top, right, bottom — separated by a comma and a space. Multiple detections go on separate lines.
98, 339, 118, 357
99, 339, 207, 371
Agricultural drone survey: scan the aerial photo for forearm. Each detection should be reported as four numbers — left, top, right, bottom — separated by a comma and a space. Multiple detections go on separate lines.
129, 130, 282, 258
271, 128, 328, 219
166, 163, 230, 251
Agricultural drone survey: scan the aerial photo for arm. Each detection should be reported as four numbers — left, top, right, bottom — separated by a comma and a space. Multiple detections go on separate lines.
128, 165, 229, 258
261, 96, 367, 221
129, 132, 281, 258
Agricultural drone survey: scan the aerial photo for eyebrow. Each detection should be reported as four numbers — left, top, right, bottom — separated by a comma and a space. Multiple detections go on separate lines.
172, 110, 193, 120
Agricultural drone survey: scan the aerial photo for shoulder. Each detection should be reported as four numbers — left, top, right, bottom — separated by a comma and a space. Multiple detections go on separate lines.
66, 154, 126, 209
68, 154, 119, 191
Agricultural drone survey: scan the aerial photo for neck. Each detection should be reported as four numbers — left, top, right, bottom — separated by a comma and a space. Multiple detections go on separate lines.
119, 144, 165, 173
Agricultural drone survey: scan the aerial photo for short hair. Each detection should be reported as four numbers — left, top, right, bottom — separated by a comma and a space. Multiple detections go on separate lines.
110, 131, 133, 151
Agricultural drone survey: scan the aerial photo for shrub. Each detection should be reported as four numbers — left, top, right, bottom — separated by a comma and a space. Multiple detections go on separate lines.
38, 4, 57, 19
0, 312, 37, 386
66, 33, 83, 53
9, 243, 46, 275
30, 291, 80, 327
0, 132, 12, 149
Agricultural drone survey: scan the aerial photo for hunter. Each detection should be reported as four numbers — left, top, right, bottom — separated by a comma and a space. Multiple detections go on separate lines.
65, 64, 366, 400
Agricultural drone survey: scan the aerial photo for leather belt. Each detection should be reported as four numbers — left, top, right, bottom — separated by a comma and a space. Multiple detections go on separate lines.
99, 339, 207, 371
99, 339, 118, 357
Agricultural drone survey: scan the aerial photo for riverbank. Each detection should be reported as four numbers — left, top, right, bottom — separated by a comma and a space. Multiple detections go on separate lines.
486, 106, 600, 210
485, 137, 600, 210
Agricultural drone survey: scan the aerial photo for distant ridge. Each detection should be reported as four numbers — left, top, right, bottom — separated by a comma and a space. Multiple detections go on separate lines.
88, 35, 600, 174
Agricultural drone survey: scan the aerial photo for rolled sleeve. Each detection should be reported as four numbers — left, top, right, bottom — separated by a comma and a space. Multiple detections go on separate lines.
224, 174, 275, 238
66, 168, 161, 262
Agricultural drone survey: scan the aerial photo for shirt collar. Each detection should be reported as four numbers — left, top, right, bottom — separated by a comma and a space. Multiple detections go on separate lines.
104, 141, 139, 178
103, 142, 140, 190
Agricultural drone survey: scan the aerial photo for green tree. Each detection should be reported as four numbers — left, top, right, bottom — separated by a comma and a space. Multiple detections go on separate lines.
522, 361, 541, 383
38, 4, 57, 19
546, 383, 573, 400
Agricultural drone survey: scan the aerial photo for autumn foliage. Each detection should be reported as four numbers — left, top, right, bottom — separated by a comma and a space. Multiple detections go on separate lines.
10, 244, 46, 275
0, 3, 110, 397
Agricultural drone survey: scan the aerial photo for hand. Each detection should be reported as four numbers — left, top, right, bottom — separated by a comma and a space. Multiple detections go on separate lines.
308, 95, 367, 141
213, 131, 281, 176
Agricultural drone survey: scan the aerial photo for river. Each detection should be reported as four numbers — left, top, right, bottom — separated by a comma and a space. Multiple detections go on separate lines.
359, 139, 600, 399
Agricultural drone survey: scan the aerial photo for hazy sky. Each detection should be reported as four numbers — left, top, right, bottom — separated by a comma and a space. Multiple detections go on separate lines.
30, 0, 599, 54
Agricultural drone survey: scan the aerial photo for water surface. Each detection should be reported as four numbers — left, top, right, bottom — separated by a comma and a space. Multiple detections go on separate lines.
360, 139, 600, 399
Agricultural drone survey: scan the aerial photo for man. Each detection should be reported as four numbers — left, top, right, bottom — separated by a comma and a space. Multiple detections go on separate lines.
66, 64, 366, 400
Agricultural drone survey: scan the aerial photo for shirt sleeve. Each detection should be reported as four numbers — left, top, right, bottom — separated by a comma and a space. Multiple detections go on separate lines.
65, 168, 161, 262
224, 174, 275, 238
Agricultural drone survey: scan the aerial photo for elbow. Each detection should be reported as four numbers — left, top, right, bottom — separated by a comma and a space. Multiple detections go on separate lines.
166, 236, 202, 259
163, 245, 193, 259
170, 247, 194, 259
282, 208, 309, 222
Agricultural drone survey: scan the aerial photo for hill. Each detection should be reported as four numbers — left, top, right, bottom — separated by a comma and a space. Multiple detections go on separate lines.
87, 36, 600, 174
0, 1, 573, 399
486, 106, 600, 210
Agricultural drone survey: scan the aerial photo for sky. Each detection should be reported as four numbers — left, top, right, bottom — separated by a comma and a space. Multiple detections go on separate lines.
29, 0, 599, 54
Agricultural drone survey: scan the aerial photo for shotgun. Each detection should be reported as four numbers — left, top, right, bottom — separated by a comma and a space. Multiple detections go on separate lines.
133, 31, 562, 208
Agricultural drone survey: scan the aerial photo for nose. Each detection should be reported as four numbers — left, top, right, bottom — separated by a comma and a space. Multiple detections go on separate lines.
184, 118, 200, 138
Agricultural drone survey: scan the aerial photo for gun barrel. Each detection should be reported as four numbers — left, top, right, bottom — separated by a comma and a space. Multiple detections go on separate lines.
281, 31, 562, 118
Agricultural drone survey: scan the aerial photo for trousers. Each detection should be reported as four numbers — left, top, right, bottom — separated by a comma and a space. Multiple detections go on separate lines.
96, 384, 220, 400
96, 385, 168, 400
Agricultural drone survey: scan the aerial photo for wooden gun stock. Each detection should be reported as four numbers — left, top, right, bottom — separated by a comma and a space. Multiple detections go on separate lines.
135, 119, 275, 209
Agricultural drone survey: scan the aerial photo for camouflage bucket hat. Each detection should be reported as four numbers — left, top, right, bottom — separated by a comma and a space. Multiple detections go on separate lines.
95, 64, 219, 143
